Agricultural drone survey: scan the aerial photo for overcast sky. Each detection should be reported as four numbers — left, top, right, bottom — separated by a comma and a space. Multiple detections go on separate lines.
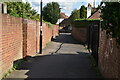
22, 0, 102, 16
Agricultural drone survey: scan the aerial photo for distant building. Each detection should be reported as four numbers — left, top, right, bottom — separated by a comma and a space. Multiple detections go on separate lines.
88, 9, 101, 19
58, 13, 71, 28
56, 12, 69, 25
0, 2, 7, 14
59, 18, 70, 27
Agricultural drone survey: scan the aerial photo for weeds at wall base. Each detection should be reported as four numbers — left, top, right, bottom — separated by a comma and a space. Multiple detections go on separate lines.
88, 55, 103, 78
83, 45, 89, 50
2, 59, 26, 79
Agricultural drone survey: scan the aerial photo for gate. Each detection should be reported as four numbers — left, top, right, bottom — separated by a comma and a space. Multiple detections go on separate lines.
87, 21, 100, 64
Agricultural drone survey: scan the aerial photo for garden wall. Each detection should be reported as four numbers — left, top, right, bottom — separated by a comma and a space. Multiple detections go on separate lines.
71, 20, 120, 79
23, 19, 39, 57
42, 24, 59, 54
0, 14, 59, 79
0, 14, 23, 78
72, 27, 87, 44
98, 29, 120, 79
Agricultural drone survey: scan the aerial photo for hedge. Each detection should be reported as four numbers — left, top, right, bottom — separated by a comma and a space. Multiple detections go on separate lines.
71, 19, 100, 28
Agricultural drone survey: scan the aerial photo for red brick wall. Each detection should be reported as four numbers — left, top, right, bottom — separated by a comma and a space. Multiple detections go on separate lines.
52, 25, 59, 38
0, 14, 2, 79
0, 14, 59, 79
0, 14, 23, 78
72, 27, 87, 43
42, 23, 52, 49
23, 19, 37, 57
36, 21, 40, 53
98, 29, 120, 79
22, 20, 59, 56
42, 23, 59, 49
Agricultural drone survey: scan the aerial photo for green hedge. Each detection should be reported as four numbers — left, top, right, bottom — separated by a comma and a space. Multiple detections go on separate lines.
71, 19, 100, 28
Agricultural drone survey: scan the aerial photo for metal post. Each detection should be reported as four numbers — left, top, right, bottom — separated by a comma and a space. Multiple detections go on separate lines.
40, 0, 43, 54
59, 8, 61, 34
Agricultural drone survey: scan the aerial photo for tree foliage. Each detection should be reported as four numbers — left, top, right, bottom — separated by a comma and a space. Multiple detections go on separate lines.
101, 2, 120, 44
69, 9, 80, 23
7, 2, 40, 21
69, 5, 87, 23
43, 2, 60, 24
80, 5, 87, 19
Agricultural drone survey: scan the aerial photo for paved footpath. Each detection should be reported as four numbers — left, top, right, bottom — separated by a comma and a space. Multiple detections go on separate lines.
4, 33, 102, 79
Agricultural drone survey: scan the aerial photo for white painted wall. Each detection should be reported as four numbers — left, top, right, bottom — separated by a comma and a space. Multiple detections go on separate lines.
3, 4, 7, 14
56, 18, 64, 24
87, 7, 92, 18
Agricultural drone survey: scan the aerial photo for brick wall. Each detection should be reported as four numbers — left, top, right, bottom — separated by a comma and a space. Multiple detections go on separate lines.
36, 21, 40, 53
42, 23, 52, 49
22, 21, 59, 56
0, 14, 2, 79
42, 23, 59, 50
72, 27, 87, 44
0, 14, 59, 79
52, 25, 59, 38
0, 14, 23, 79
23, 19, 37, 57
98, 29, 120, 79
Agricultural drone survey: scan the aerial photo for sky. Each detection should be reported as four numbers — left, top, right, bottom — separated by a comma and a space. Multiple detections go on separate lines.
22, 0, 102, 16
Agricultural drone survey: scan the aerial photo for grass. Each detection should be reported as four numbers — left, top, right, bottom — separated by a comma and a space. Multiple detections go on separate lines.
13, 59, 25, 70
84, 45, 89, 50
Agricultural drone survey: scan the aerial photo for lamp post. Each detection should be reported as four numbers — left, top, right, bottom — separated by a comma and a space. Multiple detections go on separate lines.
40, 0, 43, 54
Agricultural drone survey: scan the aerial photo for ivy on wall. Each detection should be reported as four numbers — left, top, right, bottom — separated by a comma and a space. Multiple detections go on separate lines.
101, 2, 120, 44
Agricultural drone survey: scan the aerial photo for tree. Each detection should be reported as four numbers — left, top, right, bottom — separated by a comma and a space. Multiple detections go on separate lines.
7, 2, 40, 21
69, 9, 80, 23
80, 5, 87, 19
43, 2, 60, 24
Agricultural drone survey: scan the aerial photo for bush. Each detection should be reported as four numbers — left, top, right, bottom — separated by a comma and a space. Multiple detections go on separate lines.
71, 19, 100, 28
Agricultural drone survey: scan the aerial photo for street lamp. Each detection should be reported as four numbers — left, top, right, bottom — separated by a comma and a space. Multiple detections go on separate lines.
40, 0, 43, 54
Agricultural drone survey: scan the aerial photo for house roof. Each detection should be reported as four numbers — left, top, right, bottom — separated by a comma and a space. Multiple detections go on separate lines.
60, 12, 69, 19
88, 9, 101, 19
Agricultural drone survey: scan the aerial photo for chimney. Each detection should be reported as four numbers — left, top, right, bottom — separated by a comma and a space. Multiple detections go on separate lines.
87, 3, 92, 18
93, 0, 95, 8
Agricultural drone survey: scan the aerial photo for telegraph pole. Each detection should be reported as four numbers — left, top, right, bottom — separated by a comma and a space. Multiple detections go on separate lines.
40, 0, 43, 54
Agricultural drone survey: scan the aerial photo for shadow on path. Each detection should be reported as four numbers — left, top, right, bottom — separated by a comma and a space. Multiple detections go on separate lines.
53, 33, 84, 45
4, 33, 103, 79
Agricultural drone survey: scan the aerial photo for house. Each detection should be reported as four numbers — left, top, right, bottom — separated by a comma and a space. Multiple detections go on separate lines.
59, 13, 70, 27
87, 3, 101, 19
56, 12, 69, 25
88, 9, 101, 19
